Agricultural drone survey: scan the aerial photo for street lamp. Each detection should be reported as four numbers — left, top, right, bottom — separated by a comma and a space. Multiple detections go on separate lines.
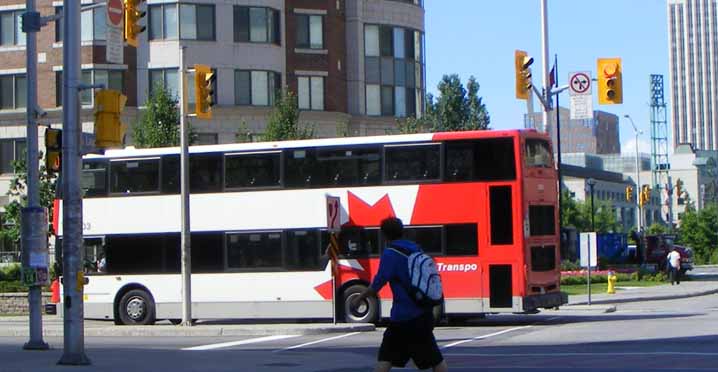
624, 115, 643, 232
586, 178, 596, 231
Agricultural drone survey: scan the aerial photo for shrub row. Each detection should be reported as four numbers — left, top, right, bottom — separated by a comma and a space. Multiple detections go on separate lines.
560, 270, 667, 285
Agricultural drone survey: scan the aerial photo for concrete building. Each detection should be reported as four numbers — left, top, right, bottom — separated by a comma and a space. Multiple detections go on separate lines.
525, 107, 620, 155
667, 0, 718, 150
0, 0, 426, 262
669, 143, 718, 224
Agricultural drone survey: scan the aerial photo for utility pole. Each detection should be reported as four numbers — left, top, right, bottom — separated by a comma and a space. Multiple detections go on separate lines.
20, 0, 49, 351
179, 46, 193, 326
540, 0, 550, 132
624, 115, 643, 231
58, 0, 90, 364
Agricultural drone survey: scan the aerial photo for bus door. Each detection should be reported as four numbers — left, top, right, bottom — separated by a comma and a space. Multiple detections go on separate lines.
83, 236, 106, 274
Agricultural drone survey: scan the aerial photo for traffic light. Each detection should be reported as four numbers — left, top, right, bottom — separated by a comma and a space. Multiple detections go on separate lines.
514, 50, 533, 100
94, 89, 127, 150
639, 185, 651, 206
625, 185, 634, 202
597, 58, 623, 104
44, 128, 62, 174
124, 0, 146, 48
194, 64, 216, 119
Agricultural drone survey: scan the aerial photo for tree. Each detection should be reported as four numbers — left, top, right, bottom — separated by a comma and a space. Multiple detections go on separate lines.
431, 74, 490, 132
678, 205, 718, 264
646, 222, 670, 235
263, 89, 314, 141
464, 76, 491, 130
133, 85, 197, 148
0, 153, 58, 248
560, 191, 620, 233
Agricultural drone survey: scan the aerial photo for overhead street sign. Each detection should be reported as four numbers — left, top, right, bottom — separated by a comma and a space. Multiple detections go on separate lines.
569, 71, 593, 120
569, 71, 591, 96
106, 0, 124, 64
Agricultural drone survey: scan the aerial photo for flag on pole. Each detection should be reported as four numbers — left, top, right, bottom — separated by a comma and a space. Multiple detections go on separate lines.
549, 62, 557, 88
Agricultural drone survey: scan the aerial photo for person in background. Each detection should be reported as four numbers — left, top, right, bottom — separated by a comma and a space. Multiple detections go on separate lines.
667, 248, 681, 285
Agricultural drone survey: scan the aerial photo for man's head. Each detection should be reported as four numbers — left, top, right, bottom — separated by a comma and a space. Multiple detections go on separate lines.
380, 217, 403, 241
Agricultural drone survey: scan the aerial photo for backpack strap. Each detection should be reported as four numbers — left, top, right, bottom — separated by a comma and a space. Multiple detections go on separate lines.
387, 243, 411, 257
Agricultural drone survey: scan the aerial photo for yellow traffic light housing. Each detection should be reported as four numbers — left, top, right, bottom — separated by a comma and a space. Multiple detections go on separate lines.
94, 89, 127, 150
597, 58, 623, 104
675, 179, 683, 197
515, 50, 533, 100
124, 0, 146, 48
639, 185, 651, 206
625, 185, 634, 202
194, 64, 216, 119
44, 128, 62, 174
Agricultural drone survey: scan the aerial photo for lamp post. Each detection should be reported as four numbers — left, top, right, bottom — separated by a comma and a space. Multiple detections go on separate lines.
587, 178, 596, 231
585, 177, 596, 305
624, 115, 643, 232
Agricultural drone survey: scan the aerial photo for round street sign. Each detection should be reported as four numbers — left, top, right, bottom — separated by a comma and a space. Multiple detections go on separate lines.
569, 72, 591, 95
107, 0, 124, 27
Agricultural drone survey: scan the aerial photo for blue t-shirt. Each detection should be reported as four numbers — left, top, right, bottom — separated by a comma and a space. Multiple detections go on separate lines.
370, 239, 426, 322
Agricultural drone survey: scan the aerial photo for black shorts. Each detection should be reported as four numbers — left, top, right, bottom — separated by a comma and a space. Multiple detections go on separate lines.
378, 312, 443, 370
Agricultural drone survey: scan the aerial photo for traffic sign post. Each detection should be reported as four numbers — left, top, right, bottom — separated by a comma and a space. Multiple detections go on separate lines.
106, 0, 123, 64
568, 71, 593, 120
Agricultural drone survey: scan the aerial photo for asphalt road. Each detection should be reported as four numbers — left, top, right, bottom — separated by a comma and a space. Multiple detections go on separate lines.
1, 270, 717, 372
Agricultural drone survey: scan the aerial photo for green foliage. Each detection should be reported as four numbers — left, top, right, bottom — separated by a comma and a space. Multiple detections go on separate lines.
677, 205, 718, 264
646, 222, 670, 235
235, 121, 254, 143
560, 190, 620, 233
0, 264, 21, 281
0, 152, 58, 247
263, 89, 314, 141
0, 280, 27, 293
560, 260, 581, 271
396, 116, 433, 134
133, 84, 197, 148
560, 273, 631, 285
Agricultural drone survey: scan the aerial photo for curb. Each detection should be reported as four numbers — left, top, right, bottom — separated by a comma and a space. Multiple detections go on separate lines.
0, 323, 375, 338
568, 288, 718, 306
558, 305, 616, 313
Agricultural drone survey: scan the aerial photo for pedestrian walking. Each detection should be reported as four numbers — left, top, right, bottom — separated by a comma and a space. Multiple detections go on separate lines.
351, 217, 448, 372
667, 248, 681, 285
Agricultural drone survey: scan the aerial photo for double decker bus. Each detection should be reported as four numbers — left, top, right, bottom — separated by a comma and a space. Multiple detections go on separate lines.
56, 129, 567, 325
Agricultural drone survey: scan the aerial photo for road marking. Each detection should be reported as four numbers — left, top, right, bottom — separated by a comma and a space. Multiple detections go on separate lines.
275, 332, 361, 352
444, 352, 718, 357
182, 335, 299, 351
441, 325, 532, 349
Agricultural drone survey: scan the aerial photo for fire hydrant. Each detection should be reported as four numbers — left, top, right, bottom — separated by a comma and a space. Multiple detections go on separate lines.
607, 271, 617, 294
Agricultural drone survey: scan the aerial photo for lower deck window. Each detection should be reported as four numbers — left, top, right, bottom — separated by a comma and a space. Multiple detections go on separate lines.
227, 232, 282, 269
531, 245, 556, 272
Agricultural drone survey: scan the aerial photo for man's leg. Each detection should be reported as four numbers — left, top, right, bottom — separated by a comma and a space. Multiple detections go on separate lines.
432, 360, 449, 372
374, 361, 392, 372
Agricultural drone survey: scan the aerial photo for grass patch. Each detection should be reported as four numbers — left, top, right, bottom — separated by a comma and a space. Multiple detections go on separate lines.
561, 280, 666, 296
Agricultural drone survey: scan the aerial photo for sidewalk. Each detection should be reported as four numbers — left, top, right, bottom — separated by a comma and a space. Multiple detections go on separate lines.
0, 316, 375, 337
566, 278, 718, 306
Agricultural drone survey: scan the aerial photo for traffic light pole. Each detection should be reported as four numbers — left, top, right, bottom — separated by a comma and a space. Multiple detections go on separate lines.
540, 0, 550, 132
21, 0, 49, 351
179, 46, 193, 327
57, 0, 90, 365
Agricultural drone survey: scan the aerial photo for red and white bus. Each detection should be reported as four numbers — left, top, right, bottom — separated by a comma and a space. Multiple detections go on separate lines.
56, 129, 566, 325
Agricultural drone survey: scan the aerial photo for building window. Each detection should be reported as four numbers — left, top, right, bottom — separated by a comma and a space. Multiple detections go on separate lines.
56, 70, 123, 106
55, 6, 106, 42
0, 74, 26, 110
0, 138, 26, 174
234, 70, 281, 106
296, 14, 323, 49
1, 10, 26, 46
234, 6, 280, 44
364, 24, 424, 118
149, 3, 214, 41
387, 0, 424, 6
297, 76, 324, 111
149, 68, 179, 99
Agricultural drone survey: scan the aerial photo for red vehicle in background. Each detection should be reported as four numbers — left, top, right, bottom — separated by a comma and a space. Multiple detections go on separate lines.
644, 234, 694, 275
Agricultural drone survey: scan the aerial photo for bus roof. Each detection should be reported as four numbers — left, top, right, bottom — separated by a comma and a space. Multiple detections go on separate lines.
87, 129, 534, 159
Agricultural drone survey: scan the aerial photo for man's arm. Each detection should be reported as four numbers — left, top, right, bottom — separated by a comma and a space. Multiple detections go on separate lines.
350, 251, 392, 308
351, 287, 377, 308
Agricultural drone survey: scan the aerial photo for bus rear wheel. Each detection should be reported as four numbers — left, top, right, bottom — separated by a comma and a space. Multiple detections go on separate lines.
117, 289, 156, 326
342, 285, 379, 323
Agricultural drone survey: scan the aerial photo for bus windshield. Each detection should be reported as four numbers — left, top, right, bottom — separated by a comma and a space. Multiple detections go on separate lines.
525, 139, 552, 168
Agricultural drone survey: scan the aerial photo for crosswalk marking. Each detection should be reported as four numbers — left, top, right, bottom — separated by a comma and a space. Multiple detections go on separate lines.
441, 325, 532, 349
182, 335, 299, 351
275, 332, 361, 352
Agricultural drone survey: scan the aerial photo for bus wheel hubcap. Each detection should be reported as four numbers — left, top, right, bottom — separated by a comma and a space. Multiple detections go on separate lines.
126, 297, 145, 320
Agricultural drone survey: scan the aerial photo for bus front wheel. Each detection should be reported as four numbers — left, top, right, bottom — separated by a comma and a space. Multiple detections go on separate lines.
342, 285, 379, 323
117, 289, 156, 326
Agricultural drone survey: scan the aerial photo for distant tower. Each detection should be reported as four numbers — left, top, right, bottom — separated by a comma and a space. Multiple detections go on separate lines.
650, 74, 672, 225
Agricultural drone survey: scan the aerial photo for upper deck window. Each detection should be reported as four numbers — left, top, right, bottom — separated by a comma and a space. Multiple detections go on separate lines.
445, 138, 516, 181
110, 158, 160, 194
525, 139, 552, 168
385, 143, 440, 182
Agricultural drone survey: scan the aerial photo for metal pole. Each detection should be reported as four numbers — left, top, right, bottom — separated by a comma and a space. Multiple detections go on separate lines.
590, 183, 595, 231
554, 54, 563, 229
587, 237, 592, 305
625, 115, 643, 232
21, 0, 48, 351
180, 46, 192, 327
58, 0, 90, 364
540, 0, 550, 133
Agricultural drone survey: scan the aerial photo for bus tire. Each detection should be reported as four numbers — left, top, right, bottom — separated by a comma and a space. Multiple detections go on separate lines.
117, 289, 156, 326
342, 284, 379, 324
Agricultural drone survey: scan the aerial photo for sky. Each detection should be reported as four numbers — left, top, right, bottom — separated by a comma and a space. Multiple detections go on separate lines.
424, 0, 668, 154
